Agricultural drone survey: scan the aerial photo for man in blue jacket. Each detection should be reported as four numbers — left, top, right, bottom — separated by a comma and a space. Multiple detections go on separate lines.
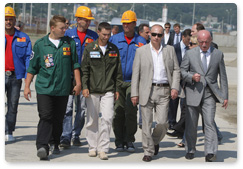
5, 6, 31, 142
60, 6, 98, 147
109, 10, 146, 152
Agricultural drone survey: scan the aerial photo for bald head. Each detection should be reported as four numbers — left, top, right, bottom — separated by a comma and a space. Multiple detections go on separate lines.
197, 30, 212, 52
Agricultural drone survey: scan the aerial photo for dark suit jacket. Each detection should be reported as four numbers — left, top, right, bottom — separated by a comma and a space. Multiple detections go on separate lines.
167, 31, 181, 46
173, 42, 183, 66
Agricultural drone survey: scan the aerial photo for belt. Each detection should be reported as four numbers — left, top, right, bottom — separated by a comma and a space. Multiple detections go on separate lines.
5, 71, 15, 76
152, 83, 169, 87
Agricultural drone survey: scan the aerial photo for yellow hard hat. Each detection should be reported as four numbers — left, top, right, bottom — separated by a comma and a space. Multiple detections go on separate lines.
5, 6, 16, 17
75, 6, 94, 20
121, 10, 137, 23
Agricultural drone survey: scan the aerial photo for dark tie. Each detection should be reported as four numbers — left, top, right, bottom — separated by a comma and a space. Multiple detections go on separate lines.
176, 34, 179, 44
202, 51, 207, 73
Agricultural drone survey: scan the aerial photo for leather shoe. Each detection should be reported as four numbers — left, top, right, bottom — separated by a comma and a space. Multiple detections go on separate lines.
205, 154, 216, 162
142, 155, 152, 162
166, 131, 183, 139
154, 144, 159, 155
185, 153, 194, 160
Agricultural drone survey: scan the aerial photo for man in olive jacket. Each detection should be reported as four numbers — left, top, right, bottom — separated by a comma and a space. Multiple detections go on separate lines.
81, 22, 123, 160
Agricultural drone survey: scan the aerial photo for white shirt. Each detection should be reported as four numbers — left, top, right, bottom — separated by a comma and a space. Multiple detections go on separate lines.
149, 43, 168, 84
173, 32, 181, 45
200, 47, 211, 68
180, 41, 187, 59
99, 45, 107, 55
164, 32, 170, 44
49, 37, 60, 48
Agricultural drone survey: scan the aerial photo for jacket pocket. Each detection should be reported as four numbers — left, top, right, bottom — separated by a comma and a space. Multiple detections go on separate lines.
15, 42, 27, 57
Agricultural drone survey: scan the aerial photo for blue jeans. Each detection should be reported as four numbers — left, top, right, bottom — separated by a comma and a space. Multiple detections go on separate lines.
5, 74, 22, 135
61, 93, 86, 142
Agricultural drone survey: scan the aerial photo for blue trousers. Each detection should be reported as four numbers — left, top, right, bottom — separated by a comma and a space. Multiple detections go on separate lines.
61, 94, 86, 142
5, 74, 22, 135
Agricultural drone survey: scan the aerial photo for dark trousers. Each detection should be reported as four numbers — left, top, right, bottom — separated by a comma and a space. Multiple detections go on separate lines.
113, 82, 138, 146
36, 94, 68, 151
5, 74, 22, 135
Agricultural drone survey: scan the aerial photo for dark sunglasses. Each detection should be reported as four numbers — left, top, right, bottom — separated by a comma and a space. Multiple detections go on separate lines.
165, 27, 170, 29
151, 33, 163, 37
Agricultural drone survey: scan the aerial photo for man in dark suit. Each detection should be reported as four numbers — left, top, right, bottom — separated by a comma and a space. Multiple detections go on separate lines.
180, 30, 228, 162
167, 23, 181, 46
167, 29, 191, 135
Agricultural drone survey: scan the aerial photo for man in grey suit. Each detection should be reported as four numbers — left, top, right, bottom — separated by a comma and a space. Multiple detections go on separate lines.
180, 30, 228, 162
131, 24, 180, 162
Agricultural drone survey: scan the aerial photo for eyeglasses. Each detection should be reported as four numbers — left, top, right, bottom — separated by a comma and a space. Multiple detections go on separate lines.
151, 33, 163, 37
165, 27, 170, 29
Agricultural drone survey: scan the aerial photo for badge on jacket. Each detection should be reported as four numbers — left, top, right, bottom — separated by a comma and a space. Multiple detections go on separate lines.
63, 47, 71, 55
109, 51, 117, 57
17, 37, 26, 42
85, 38, 94, 47
44, 54, 54, 68
90, 51, 101, 58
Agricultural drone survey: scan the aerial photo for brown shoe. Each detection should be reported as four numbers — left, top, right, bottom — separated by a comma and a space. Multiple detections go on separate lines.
142, 155, 152, 162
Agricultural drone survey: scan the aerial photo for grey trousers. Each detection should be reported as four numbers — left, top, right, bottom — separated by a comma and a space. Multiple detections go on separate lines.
141, 86, 170, 156
185, 87, 218, 156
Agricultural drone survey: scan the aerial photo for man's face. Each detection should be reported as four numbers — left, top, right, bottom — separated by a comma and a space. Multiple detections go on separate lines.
164, 24, 170, 33
182, 35, 191, 46
77, 17, 91, 31
51, 22, 66, 39
139, 26, 150, 40
122, 22, 136, 34
174, 26, 180, 34
150, 26, 164, 46
197, 33, 212, 52
98, 28, 111, 45
191, 24, 198, 36
5, 16, 16, 31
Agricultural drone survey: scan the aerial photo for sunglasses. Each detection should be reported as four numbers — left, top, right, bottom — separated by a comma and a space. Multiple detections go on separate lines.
165, 27, 170, 29
151, 33, 163, 37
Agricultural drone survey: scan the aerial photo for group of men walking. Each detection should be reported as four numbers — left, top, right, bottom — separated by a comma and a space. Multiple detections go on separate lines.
5, 5, 228, 162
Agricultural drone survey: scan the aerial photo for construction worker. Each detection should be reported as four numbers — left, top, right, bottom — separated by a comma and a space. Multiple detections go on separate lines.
60, 6, 98, 148
24, 15, 81, 160
81, 22, 123, 160
109, 10, 146, 153
5, 6, 32, 142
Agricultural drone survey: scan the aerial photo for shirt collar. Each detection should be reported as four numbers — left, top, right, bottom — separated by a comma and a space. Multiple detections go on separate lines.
200, 47, 211, 54
150, 42, 163, 53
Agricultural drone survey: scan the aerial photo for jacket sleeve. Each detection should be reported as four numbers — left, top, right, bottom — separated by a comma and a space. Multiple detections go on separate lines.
131, 48, 141, 97
171, 47, 181, 91
70, 39, 80, 70
115, 49, 123, 92
219, 53, 228, 100
80, 47, 90, 90
180, 52, 194, 84
24, 37, 32, 78
27, 43, 40, 75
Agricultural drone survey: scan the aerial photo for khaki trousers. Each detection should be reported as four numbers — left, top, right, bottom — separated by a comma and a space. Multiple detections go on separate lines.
141, 86, 170, 156
85, 92, 114, 153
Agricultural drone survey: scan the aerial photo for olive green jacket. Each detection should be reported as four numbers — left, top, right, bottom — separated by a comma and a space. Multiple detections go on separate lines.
81, 39, 123, 94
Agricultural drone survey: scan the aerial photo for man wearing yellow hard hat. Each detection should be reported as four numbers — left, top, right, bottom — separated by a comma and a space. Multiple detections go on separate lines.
60, 6, 98, 148
109, 10, 146, 153
5, 6, 32, 142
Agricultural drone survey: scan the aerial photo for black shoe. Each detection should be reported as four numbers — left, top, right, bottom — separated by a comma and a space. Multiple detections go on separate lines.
168, 124, 175, 130
37, 147, 48, 160
116, 144, 124, 152
205, 154, 216, 162
126, 142, 135, 153
142, 155, 152, 162
72, 137, 82, 146
154, 144, 159, 155
166, 131, 183, 139
51, 145, 60, 154
185, 153, 194, 160
60, 139, 71, 148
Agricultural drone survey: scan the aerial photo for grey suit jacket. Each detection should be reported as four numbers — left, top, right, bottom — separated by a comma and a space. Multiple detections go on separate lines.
131, 44, 180, 106
180, 46, 228, 106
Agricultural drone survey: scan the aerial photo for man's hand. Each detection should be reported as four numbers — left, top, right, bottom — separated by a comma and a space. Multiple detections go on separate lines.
222, 99, 228, 109
131, 96, 139, 107
171, 89, 178, 100
115, 92, 119, 101
24, 87, 31, 101
192, 73, 201, 82
73, 84, 81, 96
82, 89, 89, 98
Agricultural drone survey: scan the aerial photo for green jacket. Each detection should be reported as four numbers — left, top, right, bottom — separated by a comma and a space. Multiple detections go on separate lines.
81, 39, 123, 94
27, 34, 80, 96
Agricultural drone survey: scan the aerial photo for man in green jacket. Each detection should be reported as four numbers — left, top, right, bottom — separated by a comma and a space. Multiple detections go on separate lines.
81, 22, 123, 160
24, 15, 81, 160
